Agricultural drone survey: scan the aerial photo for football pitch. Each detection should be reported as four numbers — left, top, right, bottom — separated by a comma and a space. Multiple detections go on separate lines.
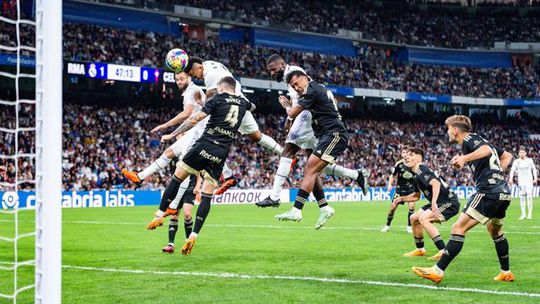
1, 199, 540, 303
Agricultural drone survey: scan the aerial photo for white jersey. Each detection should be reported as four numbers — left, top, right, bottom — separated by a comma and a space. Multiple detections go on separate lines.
202, 60, 243, 97
182, 81, 208, 131
510, 157, 537, 185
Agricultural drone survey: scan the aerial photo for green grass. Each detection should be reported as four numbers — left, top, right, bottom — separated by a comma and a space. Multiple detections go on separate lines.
1, 199, 540, 303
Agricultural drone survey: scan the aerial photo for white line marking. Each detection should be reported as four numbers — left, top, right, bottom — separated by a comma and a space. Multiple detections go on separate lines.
1, 261, 537, 297
59, 264, 540, 298
1, 219, 540, 235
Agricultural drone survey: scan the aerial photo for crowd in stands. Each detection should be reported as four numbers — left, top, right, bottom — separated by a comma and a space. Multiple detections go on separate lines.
2, 103, 539, 192
62, 23, 540, 99
90, 0, 540, 49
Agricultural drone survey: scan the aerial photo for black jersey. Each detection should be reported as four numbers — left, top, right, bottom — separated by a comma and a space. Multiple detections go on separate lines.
200, 92, 255, 147
414, 164, 455, 203
297, 81, 347, 138
462, 133, 509, 194
392, 160, 418, 194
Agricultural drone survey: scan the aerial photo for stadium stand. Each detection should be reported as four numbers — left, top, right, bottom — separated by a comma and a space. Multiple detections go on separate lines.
88, 0, 540, 48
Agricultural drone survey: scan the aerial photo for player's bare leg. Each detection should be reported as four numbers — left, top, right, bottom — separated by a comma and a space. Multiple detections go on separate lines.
122, 146, 177, 185
403, 211, 426, 257
147, 166, 190, 230
182, 179, 217, 256
257, 143, 300, 208
487, 220, 514, 282
381, 199, 400, 232
412, 213, 478, 283
275, 154, 329, 224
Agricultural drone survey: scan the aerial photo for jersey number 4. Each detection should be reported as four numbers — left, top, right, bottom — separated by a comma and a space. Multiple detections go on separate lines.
225, 105, 239, 127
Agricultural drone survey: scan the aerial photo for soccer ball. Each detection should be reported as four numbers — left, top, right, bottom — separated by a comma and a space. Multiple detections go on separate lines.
165, 48, 189, 73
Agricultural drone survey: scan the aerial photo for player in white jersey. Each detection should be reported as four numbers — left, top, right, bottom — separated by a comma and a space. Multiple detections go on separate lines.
184, 57, 284, 194
509, 148, 537, 219
122, 71, 205, 231
255, 54, 369, 208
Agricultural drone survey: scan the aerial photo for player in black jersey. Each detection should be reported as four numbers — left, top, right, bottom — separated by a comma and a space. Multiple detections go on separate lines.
381, 146, 417, 233
394, 148, 460, 261
150, 76, 255, 255
413, 115, 514, 284
274, 70, 350, 229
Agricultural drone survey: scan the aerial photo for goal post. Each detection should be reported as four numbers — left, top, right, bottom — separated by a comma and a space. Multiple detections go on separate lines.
35, 0, 62, 303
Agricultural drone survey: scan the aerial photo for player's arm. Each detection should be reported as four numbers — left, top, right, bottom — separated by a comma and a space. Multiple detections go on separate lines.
151, 104, 195, 133
508, 160, 517, 184
428, 178, 444, 219
161, 111, 208, 142
451, 144, 491, 169
532, 159, 538, 183
499, 151, 513, 171
392, 192, 420, 207
205, 88, 217, 101
387, 174, 395, 192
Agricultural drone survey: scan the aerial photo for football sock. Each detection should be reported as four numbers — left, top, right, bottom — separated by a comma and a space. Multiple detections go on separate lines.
520, 196, 526, 217
270, 157, 293, 200
168, 219, 178, 244
386, 210, 395, 226
527, 196, 533, 217
493, 234, 510, 271
323, 163, 358, 180
159, 175, 183, 212
222, 163, 233, 179
432, 235, 446, 251
169, 177, 190, 209
258, 134, 283, 155
293, 189, 310, 210
138, 154, 171, 180
193, 193, 212, 234
312, 187, 328, 208
437, 234, 465, 271
184, 217, 193, 239
414, 236, 424, 249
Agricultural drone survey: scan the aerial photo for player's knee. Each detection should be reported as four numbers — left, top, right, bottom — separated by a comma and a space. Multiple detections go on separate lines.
171, 214, 179, 220
164, 148, 175, 158
249, 131, 262, 142
183, 210, 192, 220
410, 213, 420, 223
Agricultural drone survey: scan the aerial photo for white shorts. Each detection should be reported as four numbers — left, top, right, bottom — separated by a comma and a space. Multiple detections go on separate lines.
519, 183, 534, 196
238, 111, 259, 135
286, 110, 317, 150
170, 126, 204, 158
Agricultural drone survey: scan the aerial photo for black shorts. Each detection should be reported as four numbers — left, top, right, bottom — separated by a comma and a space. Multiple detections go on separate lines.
463, 192, 511, 225
393, 191, 417, 205
313, 131, 348, 164
421, 197, 460, 221
181, 175, 198, 205
180, 139, 229, 186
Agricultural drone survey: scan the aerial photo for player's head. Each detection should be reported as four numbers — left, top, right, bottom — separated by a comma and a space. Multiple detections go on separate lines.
445, 115, 472, 144
184, 56, 204, 79
406, 147, 424, 167
266, 54, 286, 82
217, 76, 236, 94
401, 145, 412, 159
519, 147, 527, 159
286, 70, 309, 95
174, 71, 190, 92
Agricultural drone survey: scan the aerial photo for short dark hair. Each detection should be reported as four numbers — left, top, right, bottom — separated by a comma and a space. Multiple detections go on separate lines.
409, 147, 425, 159
217, 76, 237, 90
184, 56, 203, 73
266, 53, 283, 66
285, 70, 308, 84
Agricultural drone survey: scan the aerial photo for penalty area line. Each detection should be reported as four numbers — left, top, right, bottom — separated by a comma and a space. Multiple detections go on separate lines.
62, 264, 540, 298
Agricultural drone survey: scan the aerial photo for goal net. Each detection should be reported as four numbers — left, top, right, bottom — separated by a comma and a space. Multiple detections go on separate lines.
0, 0, 62, 303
